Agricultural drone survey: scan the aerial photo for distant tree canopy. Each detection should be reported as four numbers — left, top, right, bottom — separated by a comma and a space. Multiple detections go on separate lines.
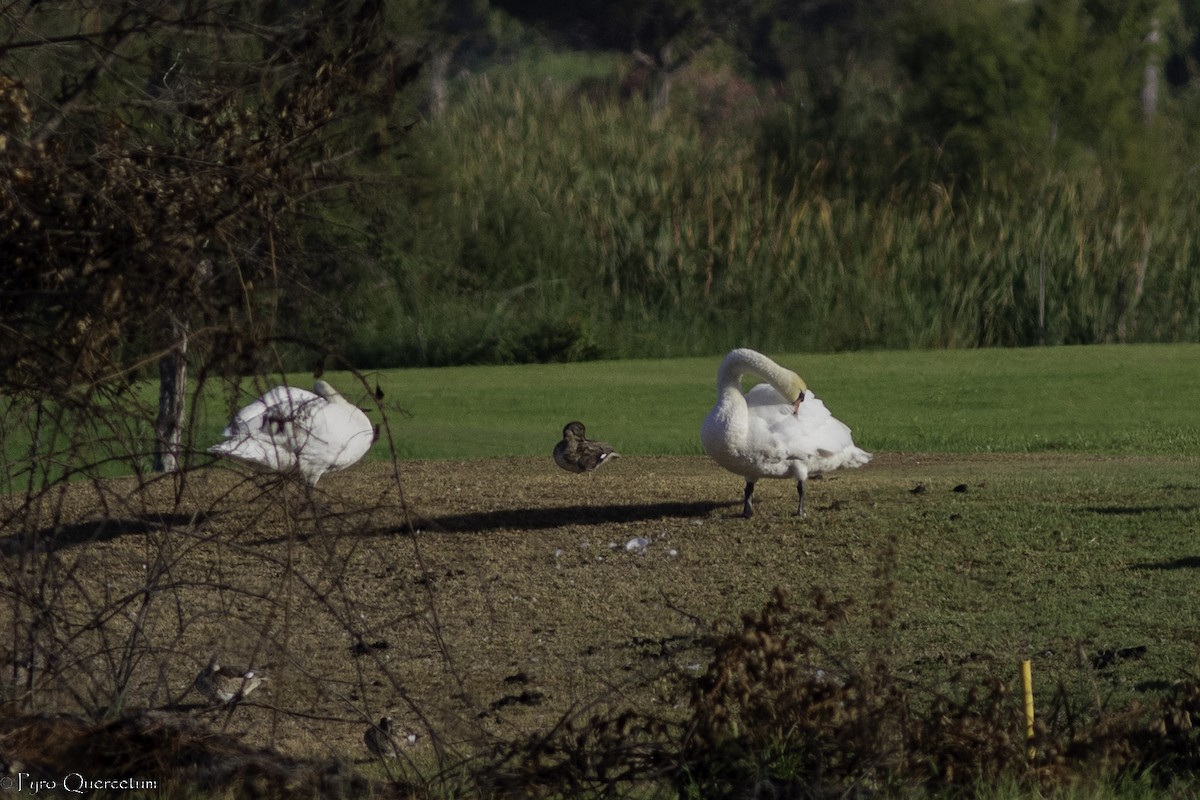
3, 0, 1198, 378
0, 0, 422, 394
481, 0, 1192, 194
893, 0, 1182, 183
746, 0, 1192, 198
490, 0, 715, 53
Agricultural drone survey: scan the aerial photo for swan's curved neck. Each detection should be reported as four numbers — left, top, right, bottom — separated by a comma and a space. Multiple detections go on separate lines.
717, 349, 804, 401
313, 381, 345, 403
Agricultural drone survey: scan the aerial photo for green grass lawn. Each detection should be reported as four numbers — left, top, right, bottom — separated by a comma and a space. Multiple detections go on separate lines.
2, 344, 1199, 796
357, 342, 1200, 460
4, 343, 1193, 481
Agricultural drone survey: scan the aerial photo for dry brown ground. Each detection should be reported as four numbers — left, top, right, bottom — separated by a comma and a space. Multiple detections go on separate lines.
0, 451, 1150, 771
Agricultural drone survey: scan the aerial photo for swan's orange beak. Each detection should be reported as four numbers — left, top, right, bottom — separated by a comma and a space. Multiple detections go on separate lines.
792, 393, 804, 415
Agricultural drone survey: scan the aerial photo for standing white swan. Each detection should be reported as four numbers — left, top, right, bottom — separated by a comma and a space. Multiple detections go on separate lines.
209, 380, 374, 486
700, 348, 871, 518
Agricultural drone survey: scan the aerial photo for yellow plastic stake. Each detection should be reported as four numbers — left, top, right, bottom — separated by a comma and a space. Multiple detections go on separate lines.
1021, 659, 1035, 757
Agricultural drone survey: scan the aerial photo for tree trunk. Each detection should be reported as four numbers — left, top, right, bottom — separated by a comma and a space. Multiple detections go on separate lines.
428, 48, 453, 120
651, 45, 673, 120
1141, 18, 1160, 123
652, 69, 673, 119
153, 317, 187, 473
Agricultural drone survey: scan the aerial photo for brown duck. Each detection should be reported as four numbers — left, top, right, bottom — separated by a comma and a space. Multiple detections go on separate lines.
363, 716, 418, 759
553, 421, 619, 473
194, 656, 264, 704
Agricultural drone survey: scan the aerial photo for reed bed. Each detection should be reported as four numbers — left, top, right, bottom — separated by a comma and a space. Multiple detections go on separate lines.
345, 67, 1200, 367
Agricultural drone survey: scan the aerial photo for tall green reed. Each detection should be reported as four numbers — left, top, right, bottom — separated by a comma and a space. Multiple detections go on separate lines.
351, 65, 1199, 366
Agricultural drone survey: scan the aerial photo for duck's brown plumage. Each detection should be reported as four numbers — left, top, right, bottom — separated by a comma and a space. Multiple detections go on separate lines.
194, 657, 264, 704
364, 716, 418, 759
553, 421, 618, 473
364, 717, 397, 759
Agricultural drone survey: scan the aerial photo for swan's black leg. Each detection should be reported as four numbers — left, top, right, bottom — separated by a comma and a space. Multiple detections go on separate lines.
742, 482, 755, 518
795, 479, 806, 517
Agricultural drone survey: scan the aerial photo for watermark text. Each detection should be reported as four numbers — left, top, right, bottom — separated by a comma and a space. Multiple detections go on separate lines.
0, 773, 158, 794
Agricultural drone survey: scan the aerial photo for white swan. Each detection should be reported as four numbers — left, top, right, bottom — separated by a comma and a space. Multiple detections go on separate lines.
209, 380, 374, 486
700, 348, 871, 517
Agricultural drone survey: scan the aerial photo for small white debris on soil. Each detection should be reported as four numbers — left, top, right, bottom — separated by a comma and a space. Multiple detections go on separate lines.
668, 548, 679, 557
625, 536, 651, 552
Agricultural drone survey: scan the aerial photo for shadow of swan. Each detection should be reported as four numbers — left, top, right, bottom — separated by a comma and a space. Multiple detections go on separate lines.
1129, 556, 1200, 571
422, 500, 734, 533
0, 513, 212, 556
1086, 504, 1198, 515
243, 499, 738, 544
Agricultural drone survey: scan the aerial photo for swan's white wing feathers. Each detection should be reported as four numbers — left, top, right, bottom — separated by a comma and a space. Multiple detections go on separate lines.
210, 384, 373, 484
297, 400, 374, 475
745, 384, 870, 474
222, 386, 321, 437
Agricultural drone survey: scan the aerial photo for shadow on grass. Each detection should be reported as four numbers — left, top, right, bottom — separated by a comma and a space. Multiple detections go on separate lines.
0, 513, 212, 556
241, 499, 737, 545
1086, 504, 1198, 515
414, 499, 736, 533
1129, 556, 1200, 571
241, 500, 736, 544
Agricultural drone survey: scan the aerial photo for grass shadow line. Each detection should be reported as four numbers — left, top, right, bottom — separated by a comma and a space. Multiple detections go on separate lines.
242, 500, 736, 544
0, 513, 213, 555
415, 499, 737, 533
1086, 504, 1198, 515
1129, 556, 1200, 571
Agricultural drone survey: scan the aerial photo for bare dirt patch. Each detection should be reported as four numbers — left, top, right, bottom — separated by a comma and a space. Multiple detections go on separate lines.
2, 451, 1193, 772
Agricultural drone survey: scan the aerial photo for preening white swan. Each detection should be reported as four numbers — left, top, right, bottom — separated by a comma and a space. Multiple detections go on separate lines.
209, 380, 374, 486
700, 348, 871, 517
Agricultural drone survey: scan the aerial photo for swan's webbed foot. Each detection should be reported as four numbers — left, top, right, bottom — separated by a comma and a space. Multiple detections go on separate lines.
742, 482, 755, 518
794, 479, 806, 517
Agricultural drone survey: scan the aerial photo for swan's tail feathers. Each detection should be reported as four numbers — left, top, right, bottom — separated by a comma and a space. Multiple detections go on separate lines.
844, 446, 872, 468
208, 437, 291, 471
208, 440, 242, 456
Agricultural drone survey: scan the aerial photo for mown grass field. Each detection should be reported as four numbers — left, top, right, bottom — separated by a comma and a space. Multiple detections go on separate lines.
1, 343, 1199, 797
7, 342, 1194, 477
184, 341, 1200, 462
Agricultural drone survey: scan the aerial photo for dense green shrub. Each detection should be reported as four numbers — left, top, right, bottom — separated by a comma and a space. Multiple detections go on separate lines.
330, 18, 1199, 367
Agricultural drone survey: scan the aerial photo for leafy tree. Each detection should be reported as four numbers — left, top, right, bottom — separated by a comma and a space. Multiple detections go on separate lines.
895, 0, 1043, 179
491, 0, 738, 114
0, 0, 421, 471
734, 0, 903, 83
895, 0, 1181, 184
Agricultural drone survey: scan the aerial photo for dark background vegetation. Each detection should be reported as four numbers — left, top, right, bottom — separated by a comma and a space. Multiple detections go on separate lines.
3, 4, 1200, 797
4, 0, 1200, 382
